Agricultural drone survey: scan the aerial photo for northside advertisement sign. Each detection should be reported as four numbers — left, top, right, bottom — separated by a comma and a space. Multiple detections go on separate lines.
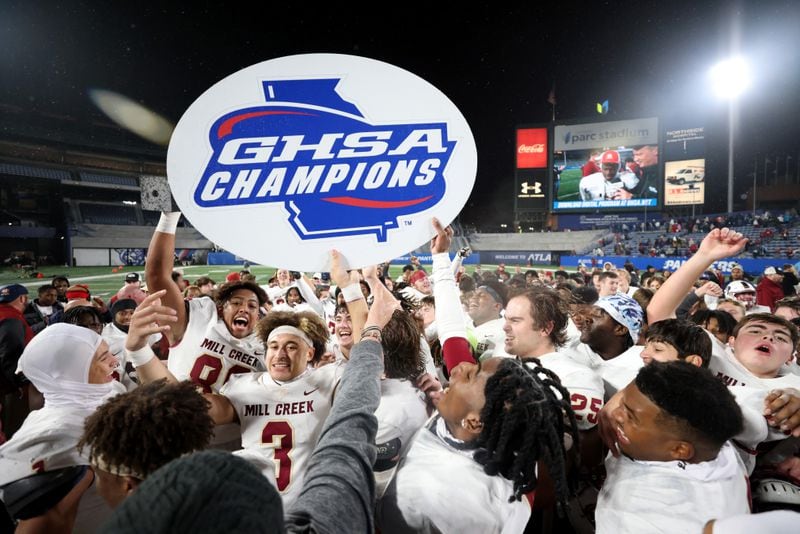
167, 54, 477, 271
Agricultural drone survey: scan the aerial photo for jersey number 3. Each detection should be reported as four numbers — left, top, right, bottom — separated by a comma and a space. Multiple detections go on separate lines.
262, 421, 294, 491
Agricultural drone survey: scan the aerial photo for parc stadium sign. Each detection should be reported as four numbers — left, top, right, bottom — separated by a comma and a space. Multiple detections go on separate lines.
167, 54, 477, 271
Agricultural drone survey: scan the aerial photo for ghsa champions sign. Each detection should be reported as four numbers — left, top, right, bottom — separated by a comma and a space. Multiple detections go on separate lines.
168, 54, 477, 271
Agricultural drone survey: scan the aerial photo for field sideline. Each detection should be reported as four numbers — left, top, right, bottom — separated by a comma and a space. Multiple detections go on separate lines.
0, 263, 558, 299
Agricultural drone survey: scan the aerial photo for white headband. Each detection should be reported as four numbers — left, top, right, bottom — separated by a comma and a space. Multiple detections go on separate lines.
91, 454, 146, 480
267, 325, 313, 349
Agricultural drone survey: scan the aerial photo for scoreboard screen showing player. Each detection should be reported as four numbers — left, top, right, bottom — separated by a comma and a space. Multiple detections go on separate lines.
551, 117, 661, 212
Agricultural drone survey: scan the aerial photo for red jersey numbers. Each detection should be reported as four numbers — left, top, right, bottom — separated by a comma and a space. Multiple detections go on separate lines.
188, 354, 250, 393
570, 393, 602, 425
262, 420, 294, 491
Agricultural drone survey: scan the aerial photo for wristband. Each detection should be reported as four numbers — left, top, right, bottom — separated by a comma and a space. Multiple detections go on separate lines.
361, 325, 382, 342
126, 344, 156, 367
156, 212, 181, 234
341, 283, 364, 303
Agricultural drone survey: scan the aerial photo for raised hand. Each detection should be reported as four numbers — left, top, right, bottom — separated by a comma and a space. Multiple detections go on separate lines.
696, 228, 748, 262
695, 281, 723, 297
430, 217, 453, 255
330, 249, 361, 288
125, 290, 177, 351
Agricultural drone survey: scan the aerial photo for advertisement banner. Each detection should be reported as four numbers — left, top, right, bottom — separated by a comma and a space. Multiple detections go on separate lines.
515, 169, 548, 210
665, 127, 704, 144
560, 255, 775, 275
167, 54, 477, 271
554, 117, 658, 151
480, 251, 555, 265
516, 128, 548, 168
664, 123, 705, 161
388, 254, 478, 265
664, 159, 705, 206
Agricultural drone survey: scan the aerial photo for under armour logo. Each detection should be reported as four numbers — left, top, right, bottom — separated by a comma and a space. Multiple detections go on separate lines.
520, 181, 543, 195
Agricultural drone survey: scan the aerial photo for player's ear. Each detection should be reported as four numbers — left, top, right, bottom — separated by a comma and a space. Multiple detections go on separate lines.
462, 413, 484, 436
668, 440, 694, 462
615, 324, 630, 339
125, 476, 143, 495
684, 354, 703, 367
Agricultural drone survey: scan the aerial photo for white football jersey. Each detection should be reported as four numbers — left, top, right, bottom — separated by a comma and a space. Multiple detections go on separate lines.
471, 318, 509, 360
0, 407, 88, 485
373, 378, 429, 498
596, 442, 749, 534
378, 416, 531, 534
168, 297, 265, 393
579, 171, 639, 201
220, 362, 343, 510
561, 341, 605, 371
532, 351, 605, 430
597, 345, 644, 400
709, 342, 800, 390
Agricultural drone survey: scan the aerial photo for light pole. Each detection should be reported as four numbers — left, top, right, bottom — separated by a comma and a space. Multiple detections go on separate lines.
710, 57, 750, 213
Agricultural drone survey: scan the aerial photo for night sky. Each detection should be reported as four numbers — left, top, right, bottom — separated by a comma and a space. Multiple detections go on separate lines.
2, 1, 799, 224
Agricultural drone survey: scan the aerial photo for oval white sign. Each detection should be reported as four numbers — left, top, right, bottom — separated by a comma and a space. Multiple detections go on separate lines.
167, 53, 477, 271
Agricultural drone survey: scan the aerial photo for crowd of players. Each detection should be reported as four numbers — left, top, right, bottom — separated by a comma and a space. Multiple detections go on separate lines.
0, 214, 799, 532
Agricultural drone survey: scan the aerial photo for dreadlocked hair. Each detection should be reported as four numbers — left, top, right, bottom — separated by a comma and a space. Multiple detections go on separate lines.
77, 379, 213, 479
473, 358, 579, 506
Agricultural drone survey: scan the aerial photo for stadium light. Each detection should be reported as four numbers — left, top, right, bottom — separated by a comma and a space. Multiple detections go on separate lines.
710, 56, 750, 213
709, 57, 750, 99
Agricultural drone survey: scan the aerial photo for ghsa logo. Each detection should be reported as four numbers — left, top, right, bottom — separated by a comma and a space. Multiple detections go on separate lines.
193, 79, 455, 242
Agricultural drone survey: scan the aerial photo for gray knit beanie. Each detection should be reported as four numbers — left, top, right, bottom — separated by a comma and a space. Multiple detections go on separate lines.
98, 450, 285, 533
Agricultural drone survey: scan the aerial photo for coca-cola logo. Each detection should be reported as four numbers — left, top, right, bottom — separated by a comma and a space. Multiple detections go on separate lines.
518, 143, 544, 154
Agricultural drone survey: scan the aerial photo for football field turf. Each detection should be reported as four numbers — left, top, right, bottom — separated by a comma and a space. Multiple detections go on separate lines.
1, 263, 560, 300
555, 168, 582, 201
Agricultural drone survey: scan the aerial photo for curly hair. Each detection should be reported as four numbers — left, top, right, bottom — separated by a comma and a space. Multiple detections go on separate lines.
473, 359, 579, 507
78, 380, 213, 479
215, 280, 268, 307
382, 309, 424, 381
257, 310, 330, 365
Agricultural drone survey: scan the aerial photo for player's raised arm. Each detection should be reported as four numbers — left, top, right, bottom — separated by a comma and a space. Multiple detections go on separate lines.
125, 290, 237, 425
145, 212, 188, 344
430, 217, 474, 373
330, 249, 368, 345
647, 227, 747, 324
